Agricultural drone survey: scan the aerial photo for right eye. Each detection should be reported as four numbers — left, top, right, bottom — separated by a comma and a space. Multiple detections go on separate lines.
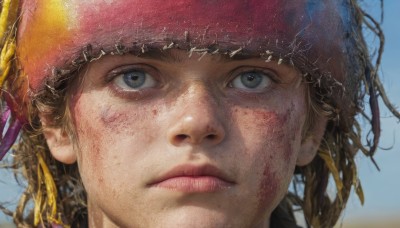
113, 69, 157, 91
231, 71, 271, 90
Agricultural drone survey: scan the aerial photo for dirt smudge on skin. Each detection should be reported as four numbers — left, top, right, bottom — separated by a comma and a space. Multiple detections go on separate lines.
283, 103, 297, 161
99, 106, 133, 135
73, 109, 105, 185
257, 165, 279, 212
250, 108, 295, 161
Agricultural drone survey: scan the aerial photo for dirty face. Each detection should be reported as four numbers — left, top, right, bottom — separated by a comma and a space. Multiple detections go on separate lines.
24, 0, 333, 226
18, 0, 351, 92
70, 49, 307, 227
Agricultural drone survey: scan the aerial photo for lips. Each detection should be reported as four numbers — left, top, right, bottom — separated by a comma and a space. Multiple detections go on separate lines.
148, 164, 235, 193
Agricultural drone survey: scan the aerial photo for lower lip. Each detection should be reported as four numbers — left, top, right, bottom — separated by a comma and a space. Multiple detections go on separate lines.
152, 176, 233, 193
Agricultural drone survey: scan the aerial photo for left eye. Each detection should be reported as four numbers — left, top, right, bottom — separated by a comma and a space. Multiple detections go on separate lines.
230, 71, 272, 91
113, 70, 156, 90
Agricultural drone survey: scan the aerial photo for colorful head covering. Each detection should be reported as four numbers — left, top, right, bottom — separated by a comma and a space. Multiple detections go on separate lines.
0, 0, 379, 170
2, 0, 371, 159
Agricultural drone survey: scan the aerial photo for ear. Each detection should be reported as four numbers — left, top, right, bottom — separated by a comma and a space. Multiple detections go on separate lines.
40, 115, 77, 164
296, 116, 328, 166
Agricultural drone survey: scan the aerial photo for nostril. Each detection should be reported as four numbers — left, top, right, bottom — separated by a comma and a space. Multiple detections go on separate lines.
206, 134, 217, 140
174, 133, 218, 144
176, 134, 189, 141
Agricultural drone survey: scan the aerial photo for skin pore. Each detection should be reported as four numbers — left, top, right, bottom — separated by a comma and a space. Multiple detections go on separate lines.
50, 49, 312, 227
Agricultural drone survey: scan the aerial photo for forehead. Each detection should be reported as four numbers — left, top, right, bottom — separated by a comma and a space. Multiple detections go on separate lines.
17, 0, 350, 91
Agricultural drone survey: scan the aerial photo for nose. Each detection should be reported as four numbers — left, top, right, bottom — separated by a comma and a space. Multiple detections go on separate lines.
167, 86, 226, 146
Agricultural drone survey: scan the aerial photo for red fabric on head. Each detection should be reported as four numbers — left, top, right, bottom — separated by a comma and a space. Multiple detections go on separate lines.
17, 0, 351, 94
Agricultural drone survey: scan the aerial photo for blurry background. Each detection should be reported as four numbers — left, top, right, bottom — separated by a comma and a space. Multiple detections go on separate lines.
0, 1, 399, 227
334, 1, 400, 227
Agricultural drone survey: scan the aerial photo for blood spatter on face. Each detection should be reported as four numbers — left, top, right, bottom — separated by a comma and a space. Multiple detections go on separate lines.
99, 107, 134, 135
251, 110, 275, 125
257, 165, 279, 213
249, 108, 297, 211
233, 105, 296, 167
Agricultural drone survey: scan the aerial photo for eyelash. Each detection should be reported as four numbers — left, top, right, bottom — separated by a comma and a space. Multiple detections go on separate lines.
106, 64, 161, 99
106, 64, 280, 99
227, 68, 280, 91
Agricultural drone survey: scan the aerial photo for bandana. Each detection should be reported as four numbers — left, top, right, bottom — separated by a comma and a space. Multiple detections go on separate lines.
17, 0, 353, 91
1, 0, 356, 159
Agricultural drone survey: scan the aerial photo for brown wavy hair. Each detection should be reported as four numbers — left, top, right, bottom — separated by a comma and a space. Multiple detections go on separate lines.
1, 0, 399, 227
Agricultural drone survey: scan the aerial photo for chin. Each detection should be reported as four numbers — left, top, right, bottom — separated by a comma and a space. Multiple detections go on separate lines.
152, 207, 257, 228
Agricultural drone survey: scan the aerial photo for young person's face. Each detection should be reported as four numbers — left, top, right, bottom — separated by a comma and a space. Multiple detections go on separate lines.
19, 0, 337, 227
70, 50, 310, 227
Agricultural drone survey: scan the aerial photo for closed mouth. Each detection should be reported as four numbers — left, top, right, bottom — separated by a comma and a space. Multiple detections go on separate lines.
148, 164, 235, 192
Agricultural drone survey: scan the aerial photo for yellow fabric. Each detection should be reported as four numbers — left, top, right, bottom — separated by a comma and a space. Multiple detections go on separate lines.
36, 152, 67, 226
0, 0, 12, 42
0, 0, 17, 87
0, 38, 15, 86
318, 150, 345, 203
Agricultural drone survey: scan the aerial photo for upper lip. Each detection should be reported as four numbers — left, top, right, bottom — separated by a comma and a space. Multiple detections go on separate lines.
148, 164, 235, 185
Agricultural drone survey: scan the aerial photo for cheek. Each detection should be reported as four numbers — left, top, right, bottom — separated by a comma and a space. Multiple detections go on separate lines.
233, 102, 304, 210
71, 95, 158, 186
100, 106, 136, 135
71, 98, 107, 185
237, 102, 301, 163
258, 168, 279, 211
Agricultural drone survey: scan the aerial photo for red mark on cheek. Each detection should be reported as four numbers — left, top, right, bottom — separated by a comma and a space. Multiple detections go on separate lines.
252, 106, 300, 162
257, 166, 279, 212
100, 107, 131, 134
252, 109, 288, 126
99, 105, 158, 141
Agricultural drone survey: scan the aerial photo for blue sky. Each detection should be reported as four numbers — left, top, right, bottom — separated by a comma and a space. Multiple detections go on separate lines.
339, 0, 400, 223
0, 1, 399, 225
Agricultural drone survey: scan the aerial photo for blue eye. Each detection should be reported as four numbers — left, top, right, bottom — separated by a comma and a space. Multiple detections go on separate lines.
113, 70, 156, 90
230, 71, 272, 91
